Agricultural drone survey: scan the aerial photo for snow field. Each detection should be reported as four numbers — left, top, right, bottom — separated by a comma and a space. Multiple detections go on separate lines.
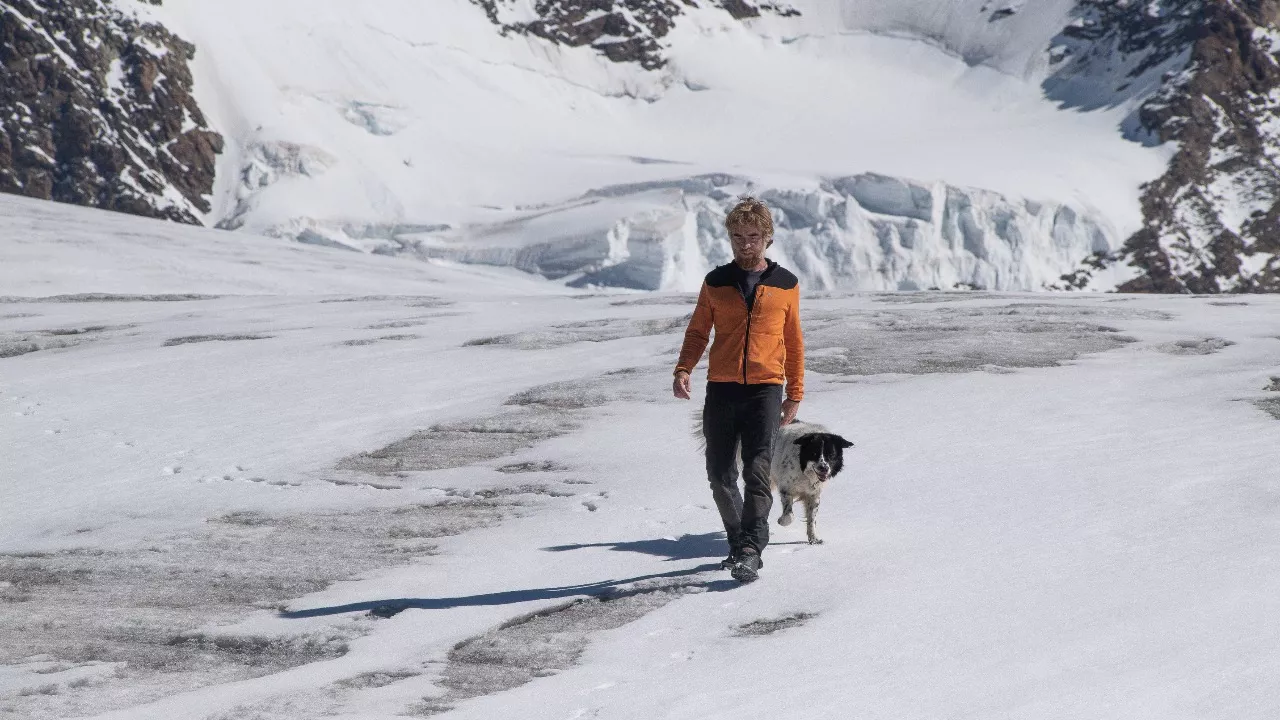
4, 200, 1280, 718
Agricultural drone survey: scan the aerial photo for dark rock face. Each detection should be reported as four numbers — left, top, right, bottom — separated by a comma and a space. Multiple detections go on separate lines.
1049, 0, 1280, 293
1119, 0, 1280, 292
0, 0, 222, 224
469, 0, 798, 70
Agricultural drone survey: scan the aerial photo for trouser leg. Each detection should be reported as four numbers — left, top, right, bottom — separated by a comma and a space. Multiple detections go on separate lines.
736, 384, 783, 555
703, 385, 743, 551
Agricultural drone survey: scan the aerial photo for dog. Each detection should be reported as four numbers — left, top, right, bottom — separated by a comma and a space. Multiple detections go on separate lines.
694, 413, 853, 546
770, 421, 854, 545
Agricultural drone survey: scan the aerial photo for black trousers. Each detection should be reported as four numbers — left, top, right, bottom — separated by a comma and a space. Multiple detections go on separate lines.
702, 382, 783, 555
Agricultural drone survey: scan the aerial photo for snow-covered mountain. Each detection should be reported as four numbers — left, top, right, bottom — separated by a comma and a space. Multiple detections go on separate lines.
3, 0, 1278, 292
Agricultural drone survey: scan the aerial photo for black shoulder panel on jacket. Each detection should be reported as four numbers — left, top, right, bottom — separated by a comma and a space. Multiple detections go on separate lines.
705, 263, 739, 288
761, 265, 799, 290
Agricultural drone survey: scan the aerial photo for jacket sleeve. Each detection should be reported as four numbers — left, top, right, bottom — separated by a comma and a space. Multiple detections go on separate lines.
675, 282, 713, 375
783, 289, 804, 401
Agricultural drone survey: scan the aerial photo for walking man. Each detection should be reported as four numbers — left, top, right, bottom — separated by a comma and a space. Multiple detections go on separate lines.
673, 197, 805, 583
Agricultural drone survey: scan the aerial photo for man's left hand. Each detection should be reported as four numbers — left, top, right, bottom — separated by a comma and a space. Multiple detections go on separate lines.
781, 399, 800, 425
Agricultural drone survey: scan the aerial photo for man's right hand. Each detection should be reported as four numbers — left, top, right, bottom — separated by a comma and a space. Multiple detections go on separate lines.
672, 370, 692, 400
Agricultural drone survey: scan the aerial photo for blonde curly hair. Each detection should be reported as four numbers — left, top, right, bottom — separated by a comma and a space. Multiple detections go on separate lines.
724, 197, 774, 247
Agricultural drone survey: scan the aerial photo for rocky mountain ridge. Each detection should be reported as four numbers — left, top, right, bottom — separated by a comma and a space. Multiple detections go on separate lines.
1050, 0, 1280, 292
469, 0, 798, 70
0, 0, 221, 224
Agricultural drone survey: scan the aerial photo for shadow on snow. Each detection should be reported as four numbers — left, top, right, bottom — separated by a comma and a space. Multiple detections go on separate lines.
542, 532, 729, 562
279, 562, 732, 619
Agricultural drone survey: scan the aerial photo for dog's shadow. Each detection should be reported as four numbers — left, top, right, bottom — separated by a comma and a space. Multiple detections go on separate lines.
542, 532, 728, 562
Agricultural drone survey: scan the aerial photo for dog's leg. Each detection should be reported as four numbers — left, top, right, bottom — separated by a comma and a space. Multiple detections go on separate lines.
778, 491, 794, 527
803, 496, 823, 545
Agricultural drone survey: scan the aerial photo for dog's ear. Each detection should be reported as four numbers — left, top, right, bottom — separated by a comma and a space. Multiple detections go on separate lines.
834, 435, 854, 449
793, 434, 818, 446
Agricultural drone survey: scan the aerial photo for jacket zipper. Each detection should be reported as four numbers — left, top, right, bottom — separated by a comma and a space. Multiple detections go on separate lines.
742, 288, 755, 384
741, 263, 773, 384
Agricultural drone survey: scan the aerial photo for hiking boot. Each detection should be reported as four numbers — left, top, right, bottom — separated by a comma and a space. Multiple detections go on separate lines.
721, 549, 763, 571
730, 549, 762, 583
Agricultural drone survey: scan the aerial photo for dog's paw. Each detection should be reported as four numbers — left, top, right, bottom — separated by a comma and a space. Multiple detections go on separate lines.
778, 513, 793, 527
807, 537, 824, 545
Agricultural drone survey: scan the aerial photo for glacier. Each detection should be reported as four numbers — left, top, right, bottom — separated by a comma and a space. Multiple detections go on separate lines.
294, 173, 1115, 292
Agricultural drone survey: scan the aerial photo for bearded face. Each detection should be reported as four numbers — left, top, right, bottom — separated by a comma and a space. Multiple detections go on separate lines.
729, 224, 769, 269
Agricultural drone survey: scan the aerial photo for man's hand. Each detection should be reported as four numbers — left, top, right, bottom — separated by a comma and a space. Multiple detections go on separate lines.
673, 370, 692, 400
781, 399, 800, 425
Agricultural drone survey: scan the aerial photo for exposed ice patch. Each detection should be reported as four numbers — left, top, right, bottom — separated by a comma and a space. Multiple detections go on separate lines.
412, 577, 721, 716
341, 101, 410, 136
1256, 398, 1280, 421
609, 294, 697, 307
336, 407, 579, 475
0, 494, 521, 719
219, 141, 339, 231
0, 293, 216, 303
505, 368, 665, 411
339, 334, 421, 347
464, 316, 687, 350
803, 303, 1148, 376
162, 333, 273, 346
318, 295, 450, 306
494, 460, 572, 474
1153, 338, 1236, 356
733, 612, 818, 637
0, 325, 123, 358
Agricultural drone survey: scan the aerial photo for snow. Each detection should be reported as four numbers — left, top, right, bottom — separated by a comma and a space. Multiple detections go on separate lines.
124, 0, 1171, 290
5, 194, 1280, 719
105, 58, 125, 96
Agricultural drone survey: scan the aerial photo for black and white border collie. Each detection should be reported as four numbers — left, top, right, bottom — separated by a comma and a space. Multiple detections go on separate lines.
771, 421, 854, 545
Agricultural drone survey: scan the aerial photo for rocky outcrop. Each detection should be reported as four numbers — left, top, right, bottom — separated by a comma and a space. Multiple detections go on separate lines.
1049, 0, 1280, 292
469, 0, 798, 70
0, 0, 221, 224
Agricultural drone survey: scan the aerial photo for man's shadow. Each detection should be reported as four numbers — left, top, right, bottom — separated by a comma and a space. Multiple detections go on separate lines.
280, 534, 735, 620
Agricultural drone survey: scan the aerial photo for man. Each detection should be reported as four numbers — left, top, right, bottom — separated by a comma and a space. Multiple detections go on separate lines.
672, 197, 804, 584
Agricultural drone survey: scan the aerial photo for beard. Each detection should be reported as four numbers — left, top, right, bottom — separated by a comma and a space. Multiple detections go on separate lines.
734, 248, 765, 269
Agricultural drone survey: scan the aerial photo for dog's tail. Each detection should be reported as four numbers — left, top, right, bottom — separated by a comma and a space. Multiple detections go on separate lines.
690, 409, 706, 451
691, 409, 741, 477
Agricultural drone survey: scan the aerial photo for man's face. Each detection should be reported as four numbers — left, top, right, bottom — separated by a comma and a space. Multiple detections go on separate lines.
730, 225, 768, 266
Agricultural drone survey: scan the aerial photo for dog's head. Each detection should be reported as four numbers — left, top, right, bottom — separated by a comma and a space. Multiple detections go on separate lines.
793, 433, 854, 482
